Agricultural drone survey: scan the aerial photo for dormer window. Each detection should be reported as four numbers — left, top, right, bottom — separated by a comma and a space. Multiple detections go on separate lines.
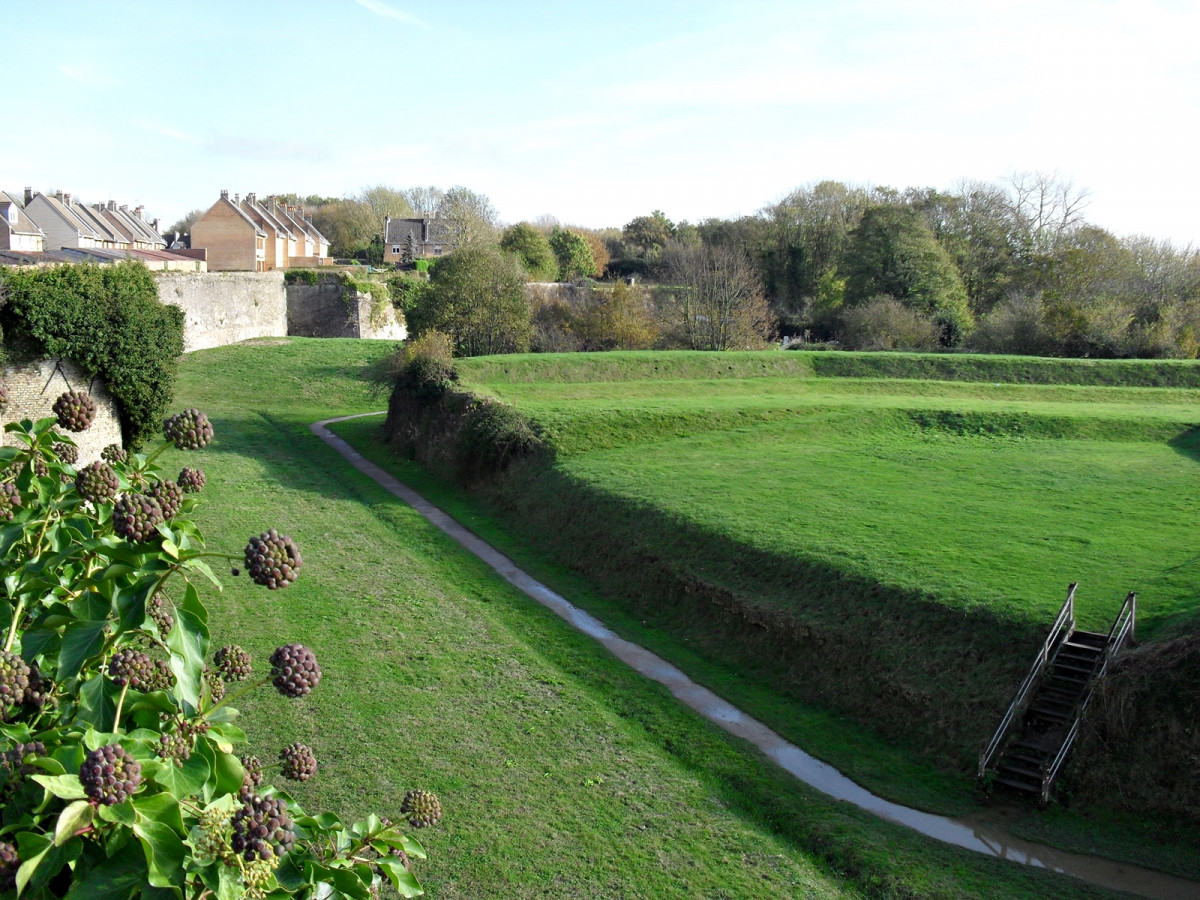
6, 205, 16, 226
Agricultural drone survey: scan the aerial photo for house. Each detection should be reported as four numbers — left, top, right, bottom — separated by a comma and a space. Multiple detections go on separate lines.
96, 202, 167, 251
383, 216, 450, 265
239, 193, 295, 270
23, 190, 105, 251
69, 201, 128, 250
0, 191, 45, 252
271, 201, 330, 265
189, 190, 331, 270
190, 190, 267, 271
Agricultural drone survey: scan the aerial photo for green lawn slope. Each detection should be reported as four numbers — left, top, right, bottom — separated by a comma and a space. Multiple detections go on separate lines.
163, 338, 1126, 899
372, 348, 1200, 870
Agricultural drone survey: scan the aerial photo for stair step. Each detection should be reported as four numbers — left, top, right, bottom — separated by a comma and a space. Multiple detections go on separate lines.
1040, 686, 1082, 702
1072, 631, 1108, 647
994, 776, 1042, 793
1028, 705, 1070, 722
1004, 750, 1050, 767
998, 761, 1046, 780
1051, 661, 1097, 676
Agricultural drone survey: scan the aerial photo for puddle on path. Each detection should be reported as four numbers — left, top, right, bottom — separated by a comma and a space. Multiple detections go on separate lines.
314, 415, 1199, 900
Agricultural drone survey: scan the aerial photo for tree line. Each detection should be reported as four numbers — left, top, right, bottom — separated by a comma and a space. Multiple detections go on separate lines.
173, 175, 1200, 359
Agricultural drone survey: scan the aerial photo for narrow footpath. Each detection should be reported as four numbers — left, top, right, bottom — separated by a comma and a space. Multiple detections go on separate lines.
313, 413, 1198, 900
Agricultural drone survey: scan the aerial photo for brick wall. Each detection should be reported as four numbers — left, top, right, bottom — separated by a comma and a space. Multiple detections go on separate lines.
1, 357, 123, 463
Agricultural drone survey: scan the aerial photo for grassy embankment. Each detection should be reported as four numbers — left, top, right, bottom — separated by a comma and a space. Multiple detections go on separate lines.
165, 338, 1121, 899
350, 348, 1200, 877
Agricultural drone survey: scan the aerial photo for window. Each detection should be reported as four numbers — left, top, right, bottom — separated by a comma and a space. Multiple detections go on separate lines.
392, 246, 400, 254
433, 246, 442, 256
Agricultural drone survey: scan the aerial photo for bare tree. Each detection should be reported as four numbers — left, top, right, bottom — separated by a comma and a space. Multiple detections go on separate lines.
1005, 170, 1091, 253
439, 186, 498, 249
662, 243, 773, 350
357, 184, 413, 233
402, 185, 445, 218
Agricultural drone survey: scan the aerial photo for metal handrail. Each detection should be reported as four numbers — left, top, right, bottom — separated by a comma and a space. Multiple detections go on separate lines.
979, 583, 1077, 778
1040, 591, 1136, 803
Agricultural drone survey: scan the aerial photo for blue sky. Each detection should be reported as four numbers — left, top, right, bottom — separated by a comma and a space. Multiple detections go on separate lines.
2, 0, 1197, 244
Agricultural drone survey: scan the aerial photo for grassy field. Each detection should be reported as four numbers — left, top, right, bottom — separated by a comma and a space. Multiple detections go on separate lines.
161, 337, 1126, 899
361, 347, 1200, 876
457, 352, 1200, 637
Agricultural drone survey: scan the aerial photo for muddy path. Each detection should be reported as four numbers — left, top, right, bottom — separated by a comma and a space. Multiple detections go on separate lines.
314, 413, 1198, 900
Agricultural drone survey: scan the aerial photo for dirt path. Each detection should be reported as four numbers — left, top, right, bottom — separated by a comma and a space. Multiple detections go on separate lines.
313, 413, 1198, 900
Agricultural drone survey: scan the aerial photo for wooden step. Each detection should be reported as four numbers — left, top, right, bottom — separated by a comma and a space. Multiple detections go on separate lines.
1003, 750, 1049, 767
998, 761, 1046, 780
994, 775, 1041, 793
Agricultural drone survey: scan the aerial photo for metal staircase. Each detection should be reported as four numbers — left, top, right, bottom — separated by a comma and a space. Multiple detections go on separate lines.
979, 584, 1136, 805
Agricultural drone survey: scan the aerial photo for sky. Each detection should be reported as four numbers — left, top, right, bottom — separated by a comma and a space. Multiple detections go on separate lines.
2, 0, 1197, 245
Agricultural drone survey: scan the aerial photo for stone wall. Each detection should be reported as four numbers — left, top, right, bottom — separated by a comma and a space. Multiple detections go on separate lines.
1, 357, 122, 464
154, 271, 287, 352
286, 276, 405, 341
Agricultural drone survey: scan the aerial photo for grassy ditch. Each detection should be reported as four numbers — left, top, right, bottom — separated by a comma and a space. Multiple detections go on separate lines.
164, 337, 1127, 899
374, 348, 1200, 873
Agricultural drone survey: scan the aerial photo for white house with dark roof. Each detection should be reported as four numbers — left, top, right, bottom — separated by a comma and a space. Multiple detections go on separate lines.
0, 191, 45, 252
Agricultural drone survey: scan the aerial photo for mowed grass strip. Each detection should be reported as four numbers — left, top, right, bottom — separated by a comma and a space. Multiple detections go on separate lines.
166, 338, 1117, 899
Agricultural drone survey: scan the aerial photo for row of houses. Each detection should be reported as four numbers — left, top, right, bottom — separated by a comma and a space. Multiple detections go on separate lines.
0, 188, 206, 271
191, 190, 331, 271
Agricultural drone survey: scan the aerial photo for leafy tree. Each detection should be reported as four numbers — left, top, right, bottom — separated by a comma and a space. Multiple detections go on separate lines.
309, 199, 378, 259
622, 211, 675, 259
573, 281, 659, 350
407, 246, 532, 356
577, 229, 610, 278
549, 228, 595, 282
840, 295, 940, 351
500, 223, 558, 280
843, 204, 974, 344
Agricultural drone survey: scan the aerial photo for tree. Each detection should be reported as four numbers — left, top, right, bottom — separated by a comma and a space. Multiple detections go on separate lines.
843, 204, 974, 344
661, 243, 773, 350
165, 208, 204, 242
402, 185, 445, 217
309, 199, 378, 259
500, 222, 558, 280
358, 184, 414, 233
439, 186, 498, 249
573, 281, 659, 350
407, 245, 532, 356
549, 228, 596, 281
1005, 170, 1091, 256
622, 211, 675, 259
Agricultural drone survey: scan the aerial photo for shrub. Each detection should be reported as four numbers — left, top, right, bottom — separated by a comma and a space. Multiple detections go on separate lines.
0, 262, 184, 448
457, 397, 545, 480
0, 406, 434, 898
839, 295, 941, 351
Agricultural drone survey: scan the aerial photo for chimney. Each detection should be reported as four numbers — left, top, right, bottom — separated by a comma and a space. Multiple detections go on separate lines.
246, 192, 256, 204
232, 194, 239, 205
220, 189, 229, 200
134, 205, 144, 220
119, 204, 129, 212
63, 193, 72, 207
24, 187, 33, 206
108, 200, 117, 211
305, 212, 312, 223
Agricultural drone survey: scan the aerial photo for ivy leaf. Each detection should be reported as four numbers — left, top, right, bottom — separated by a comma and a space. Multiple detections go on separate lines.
166, 606, 207, 709
78, 674, 121, 731
133, 792, 185, 835
54, 799, 95, 845
59, 620, 108, 679
32, 773, 89, 800
133, 821, 186, 888
180, 581, 209, 626
63, 840, 147, 900
377, 857, 424, 897
151, 750, 210, 798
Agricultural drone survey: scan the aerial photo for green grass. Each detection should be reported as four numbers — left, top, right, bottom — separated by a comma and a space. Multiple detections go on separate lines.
365, 348, 1200, 877
164, 337, 1125, 899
